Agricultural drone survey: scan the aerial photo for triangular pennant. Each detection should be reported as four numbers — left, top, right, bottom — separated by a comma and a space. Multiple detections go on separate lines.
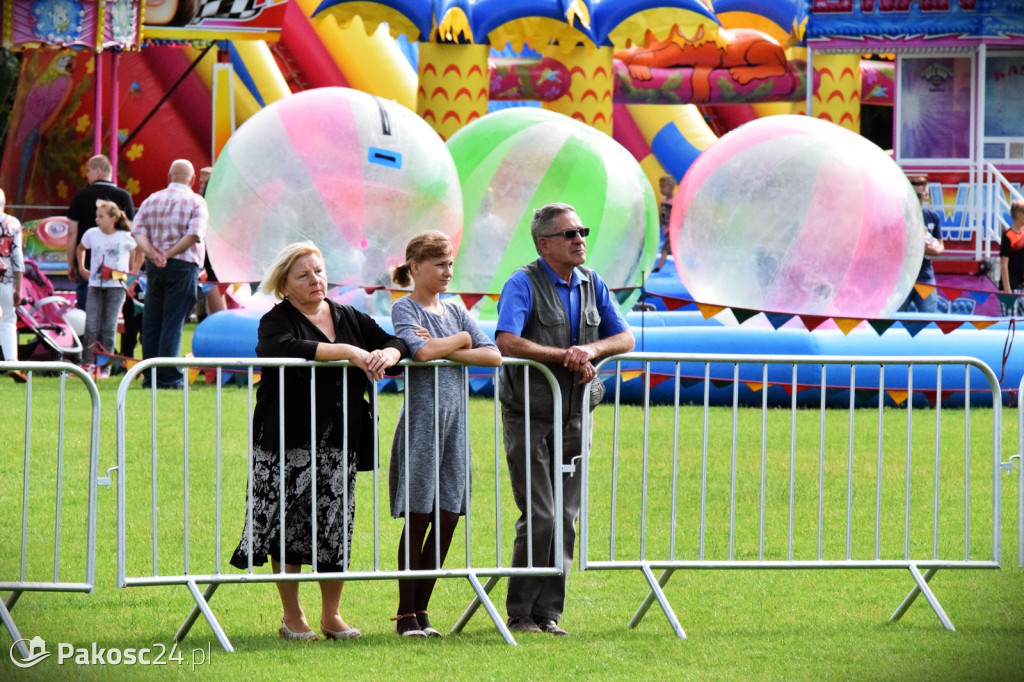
133, 300, 144, 312
203, 368, 217, 384
216, 282, 231, 294
741, 380, 764, 393
970, 319, 998, 330
934, 320, 964, 334
913, 283, 936, 299
248, 282, 260, 295
938, 286, 962, 301
832, 318, 861, 335
620, 370, 644, 382
919, 389, 939, 407
460, 293, 484, 310
900, 320, 930, 337
390, 290, 409, 303
467, 377, 490, 394
125, 273, 139, 286
853, 387, 877, 402
661, 295, 691, 311
613, 288, 635, 306
967, 289, 991, 305
487, 293, 500, 302
187, 368, 201, 385
678, 376, 702, 388
886, 389, 909, 405
996, 293, 1018, 309
696, 302, 726, 320
867, 318, 897, 335
200, 283, 214, 295
364, 285, 384, 295
779, 382, 818, 397
765, 312, 793, 330
731, 307, 760, 324
799, 314, 828, 331
649, 373, 673, 388
709, 377, 732, 389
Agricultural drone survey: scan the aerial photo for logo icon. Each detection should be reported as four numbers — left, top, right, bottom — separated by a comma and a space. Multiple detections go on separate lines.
10, 635, 50, 668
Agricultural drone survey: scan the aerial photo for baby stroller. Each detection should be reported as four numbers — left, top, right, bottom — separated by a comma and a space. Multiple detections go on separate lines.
16, 259, 82, 361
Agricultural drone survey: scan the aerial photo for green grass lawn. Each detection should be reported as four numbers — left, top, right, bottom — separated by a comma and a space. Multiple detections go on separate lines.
0, 365, 1022, 681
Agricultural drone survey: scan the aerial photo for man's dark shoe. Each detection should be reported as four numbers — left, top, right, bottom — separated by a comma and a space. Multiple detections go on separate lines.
536, 618, 568, 636
506, 616, 542, 633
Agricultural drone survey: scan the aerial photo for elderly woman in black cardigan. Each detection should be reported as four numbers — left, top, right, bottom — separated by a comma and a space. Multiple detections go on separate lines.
230, 241, 409, 641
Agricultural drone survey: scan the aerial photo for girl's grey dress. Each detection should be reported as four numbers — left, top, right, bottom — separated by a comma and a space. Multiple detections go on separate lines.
389, 296, 498, 517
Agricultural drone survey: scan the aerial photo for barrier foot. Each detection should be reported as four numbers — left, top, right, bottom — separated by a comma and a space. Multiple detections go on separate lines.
630, 566, 685, 639
889, 566, 954, 631
452, 575, 516, 645
180, 581, 234, 652
1, 591, 29, 660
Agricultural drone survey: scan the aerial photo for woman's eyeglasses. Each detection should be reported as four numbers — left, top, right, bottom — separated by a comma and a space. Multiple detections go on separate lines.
541, 227, 590, 240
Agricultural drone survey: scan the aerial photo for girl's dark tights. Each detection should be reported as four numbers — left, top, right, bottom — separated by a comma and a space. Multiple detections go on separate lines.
397, 510, 460, 614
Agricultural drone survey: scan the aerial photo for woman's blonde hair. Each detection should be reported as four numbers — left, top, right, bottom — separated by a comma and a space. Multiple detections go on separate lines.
390, 231, 452, 288
260, 241, 324, 299
96, 199, 131, 232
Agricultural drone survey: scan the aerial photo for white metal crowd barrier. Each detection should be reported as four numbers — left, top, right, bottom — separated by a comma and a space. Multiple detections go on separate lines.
580, 353, 1011, 639
114, 357, 564, 651
0, 362, 102, 661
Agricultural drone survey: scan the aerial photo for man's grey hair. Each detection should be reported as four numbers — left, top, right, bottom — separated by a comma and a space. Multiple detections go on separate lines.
530, 202, 576, 250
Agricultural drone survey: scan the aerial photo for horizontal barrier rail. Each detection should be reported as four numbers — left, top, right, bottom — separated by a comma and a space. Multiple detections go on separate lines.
114, 357, 563, 650
581, 353, 1004, 639
0, 361, 101, 660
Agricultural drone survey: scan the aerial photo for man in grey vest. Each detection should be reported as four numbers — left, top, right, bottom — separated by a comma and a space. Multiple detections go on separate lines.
495, 202, 635, 635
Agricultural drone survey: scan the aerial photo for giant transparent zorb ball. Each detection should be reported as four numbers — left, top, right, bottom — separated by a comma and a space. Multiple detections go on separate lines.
671, 115, 924, 317
206, 88, 462, 298
447, 108, 659, 317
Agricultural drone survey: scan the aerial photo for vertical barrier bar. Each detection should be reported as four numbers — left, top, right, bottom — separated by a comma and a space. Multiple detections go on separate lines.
876, 364, 885, 560
818, 364, 826, 561
183, 378, 191, 575
933, 368, 943, 560
759, 364, 768, 561
847, 365, 856, 560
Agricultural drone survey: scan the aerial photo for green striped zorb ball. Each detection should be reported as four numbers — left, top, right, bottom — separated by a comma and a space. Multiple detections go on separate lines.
447, 108, 658, 318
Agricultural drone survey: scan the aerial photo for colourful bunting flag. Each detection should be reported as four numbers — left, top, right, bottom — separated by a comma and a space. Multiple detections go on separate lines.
765, 313, 793, 330
867, 319, 897, 335
799, 315, 828, 331
460, 293, 484, 310
900, 320, 930, 337
885, 389, 909, 405
661, 295, 692, 311
696, 303, 726, 320
731, 308, 760, 324
832, 318, 861, 335
934, 320, 965, 334
913, 283, 936, 299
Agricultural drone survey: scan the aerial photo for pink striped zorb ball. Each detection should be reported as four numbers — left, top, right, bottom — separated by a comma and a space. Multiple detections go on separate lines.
447, 108, 659, 317
670, 115, 924, 317
205, 88, 462, 296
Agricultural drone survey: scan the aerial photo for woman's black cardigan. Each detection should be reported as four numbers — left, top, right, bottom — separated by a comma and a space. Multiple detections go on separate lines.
252, 298, 409, 469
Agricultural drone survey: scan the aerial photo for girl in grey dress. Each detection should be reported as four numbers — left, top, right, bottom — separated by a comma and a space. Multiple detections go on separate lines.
389, 232, 501, 638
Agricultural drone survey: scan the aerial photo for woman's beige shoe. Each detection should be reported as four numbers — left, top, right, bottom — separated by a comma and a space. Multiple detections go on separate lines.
279, 618, 319, 641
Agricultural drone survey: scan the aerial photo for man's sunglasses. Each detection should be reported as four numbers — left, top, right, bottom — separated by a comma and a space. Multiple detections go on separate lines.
541, 227, 590, 240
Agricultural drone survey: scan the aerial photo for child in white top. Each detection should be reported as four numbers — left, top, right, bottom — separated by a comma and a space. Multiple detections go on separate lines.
77, 200, 140, 374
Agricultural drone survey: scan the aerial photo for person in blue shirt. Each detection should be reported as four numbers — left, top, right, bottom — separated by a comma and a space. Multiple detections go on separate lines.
495, 202, 634, 636
899, 174, 945, 313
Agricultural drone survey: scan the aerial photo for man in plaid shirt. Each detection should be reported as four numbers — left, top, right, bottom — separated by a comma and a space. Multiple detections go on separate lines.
133, 159, 208, 389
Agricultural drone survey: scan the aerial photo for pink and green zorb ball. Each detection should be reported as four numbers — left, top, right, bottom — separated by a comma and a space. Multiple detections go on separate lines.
447, 108, 659, 317
670, 115, 924, 318
205, 87, 462, 298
